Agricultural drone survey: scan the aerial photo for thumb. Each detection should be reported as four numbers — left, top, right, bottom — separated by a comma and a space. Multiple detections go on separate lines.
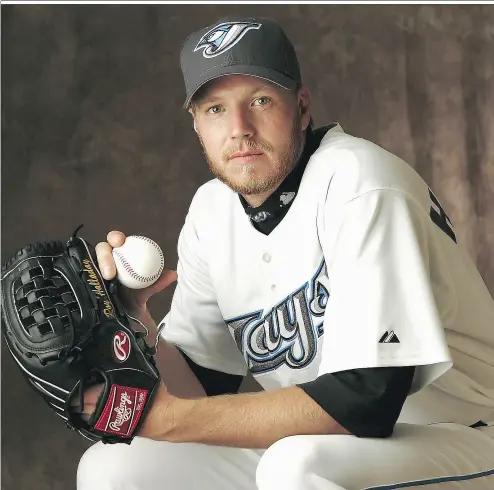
146, 269, 178, 295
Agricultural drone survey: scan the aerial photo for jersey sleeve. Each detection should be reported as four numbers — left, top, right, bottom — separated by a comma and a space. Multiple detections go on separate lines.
179, 350, 244, 396
299, 366, 415, 438
319, 189, 454, 393
159, 197, 248, 377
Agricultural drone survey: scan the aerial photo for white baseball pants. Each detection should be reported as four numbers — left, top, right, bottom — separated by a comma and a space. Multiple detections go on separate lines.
77, 423, 494, 490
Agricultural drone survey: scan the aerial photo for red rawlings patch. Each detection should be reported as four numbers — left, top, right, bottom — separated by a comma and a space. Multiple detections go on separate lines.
113, 331, 131, 362
94, 384, 148, 436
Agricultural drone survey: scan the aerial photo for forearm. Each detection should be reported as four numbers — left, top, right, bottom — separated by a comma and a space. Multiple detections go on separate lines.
153, 386, 350, 449
128, 307, 206, 399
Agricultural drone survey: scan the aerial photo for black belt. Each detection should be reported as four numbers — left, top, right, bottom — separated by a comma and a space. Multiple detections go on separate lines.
470, 420, 488, 428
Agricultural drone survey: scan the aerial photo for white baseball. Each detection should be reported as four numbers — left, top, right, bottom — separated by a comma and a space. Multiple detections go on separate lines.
112, 235, 165, 290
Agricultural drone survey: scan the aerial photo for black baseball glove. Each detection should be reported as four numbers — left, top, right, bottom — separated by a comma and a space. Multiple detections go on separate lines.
1, 225, 161, 444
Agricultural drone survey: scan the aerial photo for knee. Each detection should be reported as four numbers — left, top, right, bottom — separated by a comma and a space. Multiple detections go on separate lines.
77, 438, 168, 490
76, 437, 223, 490
77, 441, 133, 490
256, 436, 320, 489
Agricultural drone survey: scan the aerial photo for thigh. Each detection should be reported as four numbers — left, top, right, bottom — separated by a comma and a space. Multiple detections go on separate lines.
77, 436, 263, 490
341, 423, 494, 489
256, 423, 494, 490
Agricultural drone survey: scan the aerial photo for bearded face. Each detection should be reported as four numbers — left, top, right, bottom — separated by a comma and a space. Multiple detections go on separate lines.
198, 114, 304, 196
190, 75, 310, 199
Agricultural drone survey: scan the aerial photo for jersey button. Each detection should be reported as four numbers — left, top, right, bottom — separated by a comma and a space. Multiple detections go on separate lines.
271, 284, 276, 291
262, 253, 271, 263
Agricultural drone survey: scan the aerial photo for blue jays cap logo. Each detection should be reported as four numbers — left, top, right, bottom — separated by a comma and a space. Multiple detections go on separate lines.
194, 22, 262, 58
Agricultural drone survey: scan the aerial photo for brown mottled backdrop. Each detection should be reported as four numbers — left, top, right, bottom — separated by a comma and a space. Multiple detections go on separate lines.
2, 4, 494, 489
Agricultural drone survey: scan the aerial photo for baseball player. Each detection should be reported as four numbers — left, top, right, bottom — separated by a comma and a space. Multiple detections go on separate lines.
77, 17, 494, 490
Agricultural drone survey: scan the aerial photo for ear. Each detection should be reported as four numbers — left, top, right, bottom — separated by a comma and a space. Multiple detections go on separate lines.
188, 108, 198, 133
297, 85, 311, 131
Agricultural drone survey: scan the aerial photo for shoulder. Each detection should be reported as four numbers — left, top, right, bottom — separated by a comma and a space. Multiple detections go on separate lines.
186, 177, 237, 223
309, 125, 430, 206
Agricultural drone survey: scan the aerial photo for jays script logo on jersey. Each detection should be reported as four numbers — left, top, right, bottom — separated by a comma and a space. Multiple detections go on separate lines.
194, 22, 262, 58
225, 259, 329, 375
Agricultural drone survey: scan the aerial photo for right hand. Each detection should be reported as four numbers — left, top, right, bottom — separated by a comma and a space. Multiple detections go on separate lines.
95, 231, 178, 312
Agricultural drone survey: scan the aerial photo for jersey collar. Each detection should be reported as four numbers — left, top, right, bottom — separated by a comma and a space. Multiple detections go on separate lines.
239, 123, 337, 230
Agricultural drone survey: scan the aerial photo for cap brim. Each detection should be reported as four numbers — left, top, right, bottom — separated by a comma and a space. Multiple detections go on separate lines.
183, 64, 298, 109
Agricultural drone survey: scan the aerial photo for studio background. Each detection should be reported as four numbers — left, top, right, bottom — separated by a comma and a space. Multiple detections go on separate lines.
2, 4, 494, 489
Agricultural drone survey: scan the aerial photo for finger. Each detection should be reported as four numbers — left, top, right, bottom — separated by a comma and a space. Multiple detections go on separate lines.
70, 385, 102, 408
95, 242, 116, 280
85, 384, 105, 404
107, 230, 126, 248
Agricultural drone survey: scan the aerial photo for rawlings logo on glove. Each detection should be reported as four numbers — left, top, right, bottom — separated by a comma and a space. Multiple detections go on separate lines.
114, 331, 131, 362
94, 384, 149, 436
0, 225, 161, 444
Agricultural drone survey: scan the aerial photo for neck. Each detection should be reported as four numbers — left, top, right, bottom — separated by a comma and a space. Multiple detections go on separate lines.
242, 188, 277, 208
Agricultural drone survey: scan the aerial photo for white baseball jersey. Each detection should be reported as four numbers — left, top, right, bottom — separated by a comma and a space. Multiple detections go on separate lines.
161, 124, 494, 426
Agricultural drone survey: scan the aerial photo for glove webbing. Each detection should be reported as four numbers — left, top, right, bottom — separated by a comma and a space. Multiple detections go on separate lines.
13, 256, 80, 360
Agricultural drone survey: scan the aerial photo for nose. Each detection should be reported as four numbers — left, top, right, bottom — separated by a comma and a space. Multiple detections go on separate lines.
228, 106, 254, 140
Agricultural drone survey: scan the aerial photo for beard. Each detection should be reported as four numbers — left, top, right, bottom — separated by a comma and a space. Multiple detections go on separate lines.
198, 116, 305, 196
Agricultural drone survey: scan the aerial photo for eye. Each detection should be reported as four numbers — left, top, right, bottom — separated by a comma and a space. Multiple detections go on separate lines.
206, 105, 222, 114
253, 97, 271, 106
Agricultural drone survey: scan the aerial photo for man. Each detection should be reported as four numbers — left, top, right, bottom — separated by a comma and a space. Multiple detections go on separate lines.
76, 17, 494, 490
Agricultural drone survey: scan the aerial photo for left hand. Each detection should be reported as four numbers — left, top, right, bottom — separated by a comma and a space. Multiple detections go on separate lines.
72, 382, 172, 439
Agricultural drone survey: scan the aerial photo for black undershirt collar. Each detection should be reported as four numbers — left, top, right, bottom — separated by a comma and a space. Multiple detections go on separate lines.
239, 124, 336, 235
